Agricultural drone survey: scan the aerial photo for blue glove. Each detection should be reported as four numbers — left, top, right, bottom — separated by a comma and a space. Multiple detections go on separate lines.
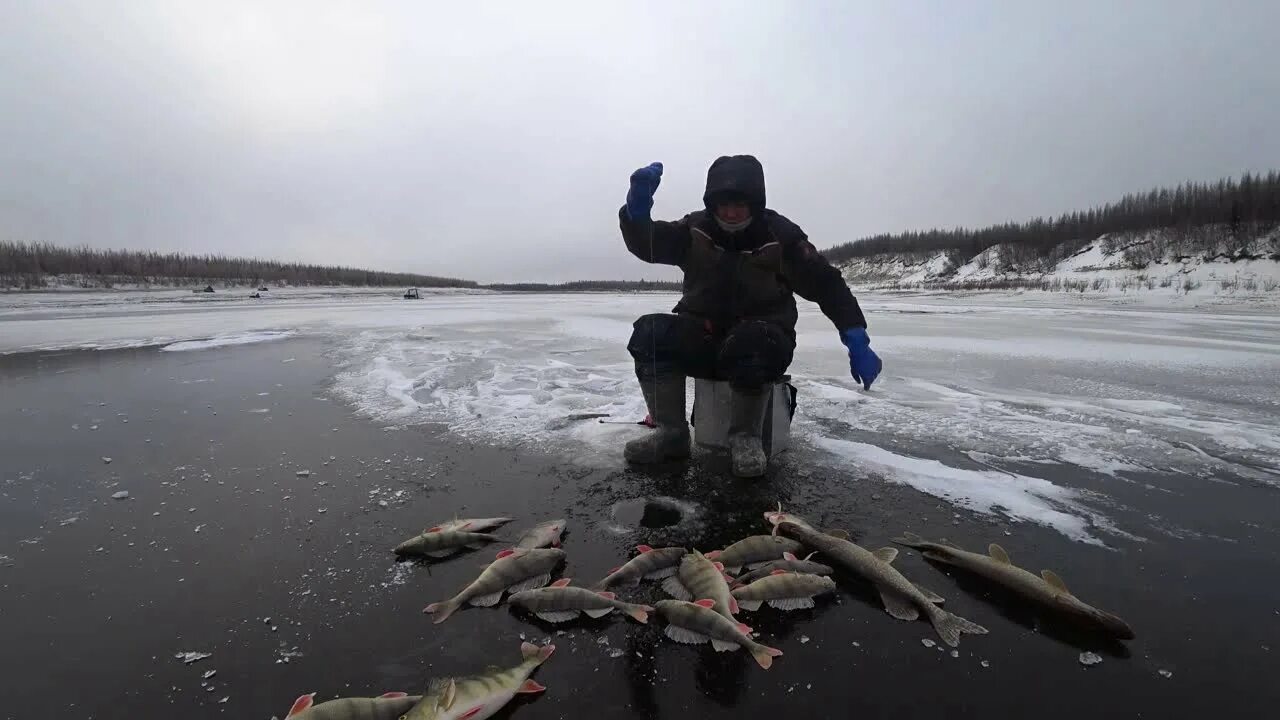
840, 327, 882, 390
625, 162, 663, 220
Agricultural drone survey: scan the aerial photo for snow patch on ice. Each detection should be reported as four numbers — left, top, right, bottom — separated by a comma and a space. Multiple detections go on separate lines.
160, 330, 295, 352
815, 437, 1103, 543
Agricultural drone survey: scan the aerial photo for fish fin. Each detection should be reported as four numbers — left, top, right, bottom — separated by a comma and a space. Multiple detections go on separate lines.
636, 544, 654, 553
873, 547, 899, 564
782, 551, 798, 561
505, 573, 552, 595
723, 572, 737, 583
495, 548, 516, 559
426, 526, 443, 533
770, 569, 790, 576
710, 639, 740, 652
644, 566, 677, 579
538, 644, 556, 662
626, 605, 651, 624
534, 610, 580, 623
729, 596, 740, 614
736, 598, 762, 612
804, 552, 818, 561
520, 641, 540, 659
750, 644, 783, 669
928, 607, 989, 647
914, 583, 945, 604
693, 598, 716, 609
712, 561, 726, 572
596, 591, 616, 599
608, 566, 621, 574
662, 576, 692, 600
378, 691, 408, 698
583, 607, 614, 619
768, 596, 816, 611
550, 578, 572, 588
827, 529, 851, 540
287, 693, 315, 717
424, 599, 462, 623
705, 550, 721, 560
988, 544, 1011, 564
1041, 569, 1070, 593
458, 704, 486, 720
879, 590, 920, 621
467, 591, 504, 607
892, 531, 926, 547
663, 624, 709, 645
517, 679, 546, 694
424, 549, 459, 558
429, 677, 457, 710
738, 622, 754, 635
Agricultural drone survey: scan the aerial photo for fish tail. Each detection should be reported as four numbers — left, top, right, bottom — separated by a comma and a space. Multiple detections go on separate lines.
891, 531, 927, 547
424, 599, 460, 624
749, 642, 783, 670
626, 605, 652, 624
927, 605, 988, 647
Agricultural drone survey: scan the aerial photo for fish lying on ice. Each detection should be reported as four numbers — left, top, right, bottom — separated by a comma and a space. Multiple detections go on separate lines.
424, 548, 566, 623
662, 550, 738, 618
402, 641, 555, 720
515, 519, 566, 549
592, 545, 687, 590
426, 517, 514, 534
762, 502, 816, 530
893, 532, 1135, 639
705, 535, 805, 574
776, 522, 988, 647
393, 530, 504, 558
509, 578, 652, 623
731, 571, 837, 612
655, 599, 783, 669
282, 692, 419, 719
732, 552, 833, 585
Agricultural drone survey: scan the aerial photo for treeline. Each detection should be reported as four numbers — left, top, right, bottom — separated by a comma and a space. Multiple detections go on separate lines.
824, 170, 1280, 264
486, 279, 680, 292
0, 242, 477, 289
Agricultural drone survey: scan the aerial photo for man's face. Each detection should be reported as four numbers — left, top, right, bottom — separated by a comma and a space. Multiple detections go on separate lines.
715, 201, 751, 225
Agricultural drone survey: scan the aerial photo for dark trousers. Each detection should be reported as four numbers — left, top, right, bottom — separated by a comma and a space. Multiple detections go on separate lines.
627, 313, 795, 391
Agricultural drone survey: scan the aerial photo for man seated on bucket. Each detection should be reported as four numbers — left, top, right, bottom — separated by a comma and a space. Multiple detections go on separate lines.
619, 155, 882, 477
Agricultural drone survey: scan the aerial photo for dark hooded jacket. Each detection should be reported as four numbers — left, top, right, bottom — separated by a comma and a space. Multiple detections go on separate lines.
620, 154, 866, 335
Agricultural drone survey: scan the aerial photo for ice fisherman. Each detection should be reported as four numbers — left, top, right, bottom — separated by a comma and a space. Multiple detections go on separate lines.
620, 156, 882, 477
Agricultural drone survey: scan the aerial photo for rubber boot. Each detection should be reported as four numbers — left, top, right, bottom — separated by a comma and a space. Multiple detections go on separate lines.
624, 376, 690, 464
729, 388, 769, 478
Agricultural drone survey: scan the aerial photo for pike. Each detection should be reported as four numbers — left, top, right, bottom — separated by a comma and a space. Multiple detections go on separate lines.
509, 578, 653, 623
401, 641, 555, 720
592, 545, 687, 590
893, 532, 1135, 639
776, 521, 989, 647
424, 548, 566, 623
393, 530, 504, 559
662, 550, 738, 618
655, 599, 783, 669
732, 552, 834, 585
426, 517, 514, 534
514, 519, 566, 549
705, 535, 805, 575
282, 692, 418, 719
731, 570, 837, 612
762, 502, 816, 531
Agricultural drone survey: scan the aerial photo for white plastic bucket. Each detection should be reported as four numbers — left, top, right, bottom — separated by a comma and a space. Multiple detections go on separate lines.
691, 378, 794, 458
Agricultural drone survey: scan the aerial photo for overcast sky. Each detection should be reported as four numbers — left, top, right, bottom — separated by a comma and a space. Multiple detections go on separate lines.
2, 1, 1278, 283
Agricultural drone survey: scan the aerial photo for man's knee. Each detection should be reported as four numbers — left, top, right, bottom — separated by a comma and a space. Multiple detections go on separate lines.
628, 314, 685, 378
717, 321, 795, 389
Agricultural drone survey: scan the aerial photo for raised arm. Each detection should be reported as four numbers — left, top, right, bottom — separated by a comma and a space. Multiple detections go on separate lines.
618, 162, 689, 267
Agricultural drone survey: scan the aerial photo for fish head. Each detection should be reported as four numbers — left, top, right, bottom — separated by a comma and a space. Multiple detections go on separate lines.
1055, 595, 1136, 640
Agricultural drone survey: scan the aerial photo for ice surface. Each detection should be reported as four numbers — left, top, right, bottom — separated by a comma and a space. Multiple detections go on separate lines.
160, 330, 295, 352
5, 290, 1279, 543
